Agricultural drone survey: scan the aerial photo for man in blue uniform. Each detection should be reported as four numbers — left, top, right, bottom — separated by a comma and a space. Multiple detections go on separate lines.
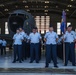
2, 39, 7, 55
28, 27, 42, 63
44, 26, 58, 68
19, 27, 27, 61
35, 27, 42, 60
63, 25, 76, 66
12, 29, 23, 63
0, 38, 2, 55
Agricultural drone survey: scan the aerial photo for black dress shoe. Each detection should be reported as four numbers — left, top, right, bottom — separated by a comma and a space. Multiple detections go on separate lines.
22, 59, 24, 61
16, 59, 19, 61
12, 61, 16, 63
49, 61, 51, 63
64, 64, 67, 66
29, 61, 33, 63
45, 65, 48, 68
54, 65, 58, 68
36, 61, 39, 63
19, 61, 22, 63
72, 64, 75, 66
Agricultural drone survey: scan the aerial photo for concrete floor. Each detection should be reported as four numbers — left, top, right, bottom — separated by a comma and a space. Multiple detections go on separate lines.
0, 49, 76, 75
0, 73, 75, 75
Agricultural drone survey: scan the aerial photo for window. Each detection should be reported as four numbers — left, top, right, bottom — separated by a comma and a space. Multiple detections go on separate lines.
57, 22, 71, 35
35, 16, 50, 34
57, 22, 61, 35
5, 22, 9, 34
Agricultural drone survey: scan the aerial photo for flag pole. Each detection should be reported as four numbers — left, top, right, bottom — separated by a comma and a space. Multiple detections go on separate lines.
61, 10, 66, 64
63, 33, 65, 64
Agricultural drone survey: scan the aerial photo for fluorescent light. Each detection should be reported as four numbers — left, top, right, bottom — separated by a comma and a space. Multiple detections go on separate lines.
66, 9, 69, 11
71, 0, 74, 1
45, 1, 49, 3
0, 4, 4, 7
4, 9, 9, 11
44, 6, 48, 8
25, 6, 28, 8
44, 10, 48, 12
67, 4, 72, 7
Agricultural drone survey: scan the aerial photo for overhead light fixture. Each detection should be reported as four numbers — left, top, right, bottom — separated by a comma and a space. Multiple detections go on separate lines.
25, 6, 28, 8
44, 6, 48, 8
67, 4, 72, 7
56, 6, 58, 8
45, 1, 49, 3
66, 9, 69, 11
71, 0, 74, 1
45, 13, 48, 15
23, 0, 27, 3
44, 10, 48, 12
27, 9, 30, 11
0, 4, 4, 7
4, 9, 9, 11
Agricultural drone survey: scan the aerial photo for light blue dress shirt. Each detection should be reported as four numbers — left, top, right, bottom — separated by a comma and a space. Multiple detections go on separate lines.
64, 31, 76, 42
28, 32, 42, 43
20, 31, 27, 39
2, 40, 7, 46
44, 31, 58, 45
13, 33, 23, 45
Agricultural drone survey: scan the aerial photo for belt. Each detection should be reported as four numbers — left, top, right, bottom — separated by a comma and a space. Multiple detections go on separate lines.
46, 44, 56, 45
14, 44, 22, 45
31, 43, 39, 44
65, 42, 74, 44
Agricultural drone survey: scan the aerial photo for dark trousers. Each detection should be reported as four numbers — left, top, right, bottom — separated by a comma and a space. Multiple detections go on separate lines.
13, 45, 22, 62
2, 46, 6, 55
30, 43, 39, 62
26, 43, 30, 58
65, 43, 75, 65
21, 41, 26, 60
0, 44, 2, 55
39, 43, 41, 60
46, 44, 57, 66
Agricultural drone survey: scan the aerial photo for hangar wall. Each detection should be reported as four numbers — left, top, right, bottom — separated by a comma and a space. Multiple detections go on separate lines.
0, 13, 76, 35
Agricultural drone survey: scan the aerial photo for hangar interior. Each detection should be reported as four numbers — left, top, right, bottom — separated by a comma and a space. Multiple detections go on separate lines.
0, 0, 76, 74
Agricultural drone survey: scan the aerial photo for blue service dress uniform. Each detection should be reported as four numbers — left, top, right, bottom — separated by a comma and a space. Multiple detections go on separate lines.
44, 31, 58, 67
26, 35, 30, 58
28, 32, 42, 63
0, 39, 2, 55
64, 31, 76, 66
13, 33, 23, 63
20, 31, 27, 60
2, 40, 7, 55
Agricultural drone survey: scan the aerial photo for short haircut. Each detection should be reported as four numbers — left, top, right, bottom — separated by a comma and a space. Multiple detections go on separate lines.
35, 27, 38, 29
68, 25, 72, 27
33, 27, 37, 29
49, 26, 53, 28
19, 27, 23, 29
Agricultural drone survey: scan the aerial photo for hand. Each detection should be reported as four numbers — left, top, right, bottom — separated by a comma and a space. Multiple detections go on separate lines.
44, 38, 46, 42
56, 38, 59, 42
74, 39, 76, 42
62, 38, 65, 42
